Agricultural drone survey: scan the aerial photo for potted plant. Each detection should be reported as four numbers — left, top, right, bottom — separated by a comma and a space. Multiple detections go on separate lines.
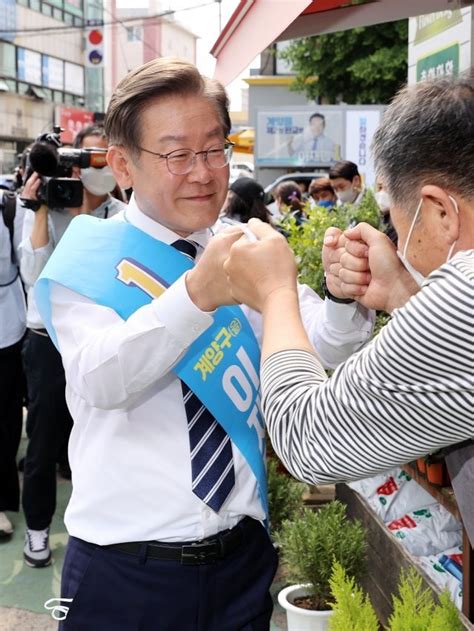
425, 452, 448, 487
328, 563, 463, 630
416, 457, 427, 475
277, 501, 367, 631
267, 457, 306, 537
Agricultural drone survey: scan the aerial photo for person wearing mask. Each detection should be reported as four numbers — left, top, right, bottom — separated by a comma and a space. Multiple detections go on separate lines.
33, 58, 374, 629
18, 125, 126, 568
308, 177, 337, 210
221, 176, 272, 224
329, 160, 366, 206
223, 71, 474, 546
0, 190, 26, 538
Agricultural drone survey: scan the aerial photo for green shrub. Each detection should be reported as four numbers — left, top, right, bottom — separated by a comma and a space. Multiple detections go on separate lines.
267, 457, 306, 535
429, 591, 464, 631
389, 569, 434, 631
329, 564, 463, 631
277, 501, 367, 609
280, 189, 381, 298
328, 562, 379, 631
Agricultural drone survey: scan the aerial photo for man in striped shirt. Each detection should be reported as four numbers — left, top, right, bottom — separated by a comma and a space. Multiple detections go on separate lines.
223, 72, 474, 544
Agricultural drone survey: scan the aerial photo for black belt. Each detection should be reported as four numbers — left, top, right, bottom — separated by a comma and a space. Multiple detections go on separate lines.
104, 516, 254, 565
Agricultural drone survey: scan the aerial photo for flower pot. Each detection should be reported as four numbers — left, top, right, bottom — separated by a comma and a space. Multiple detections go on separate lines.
426, 461, 446, 486
416, 458, 426, 475
278, 584, 334, 631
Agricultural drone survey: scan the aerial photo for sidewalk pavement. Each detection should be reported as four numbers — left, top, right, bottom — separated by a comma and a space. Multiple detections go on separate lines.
0, 433, 288, 630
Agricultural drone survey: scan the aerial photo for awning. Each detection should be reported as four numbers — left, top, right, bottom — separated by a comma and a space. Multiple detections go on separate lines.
211, 0, 458, 86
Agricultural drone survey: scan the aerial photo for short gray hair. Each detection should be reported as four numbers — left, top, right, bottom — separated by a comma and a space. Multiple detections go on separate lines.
372, 70, 474, 214
105, 57, 231, 154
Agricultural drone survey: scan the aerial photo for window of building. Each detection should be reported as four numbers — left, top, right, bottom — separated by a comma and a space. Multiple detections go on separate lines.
41, 3, 54, 17
0, 42, 16, 78
126, 25, 142, 42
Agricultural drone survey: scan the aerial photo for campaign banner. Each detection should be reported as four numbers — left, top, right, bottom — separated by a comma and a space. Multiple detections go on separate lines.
344, 109, 381, 189
256, 108, 343, 168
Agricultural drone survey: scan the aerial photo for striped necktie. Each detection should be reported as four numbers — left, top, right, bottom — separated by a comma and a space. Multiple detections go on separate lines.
171, 239, 235, 512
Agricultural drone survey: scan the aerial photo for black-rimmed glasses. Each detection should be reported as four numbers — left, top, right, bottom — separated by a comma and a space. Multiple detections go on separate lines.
136, 141, 235, 175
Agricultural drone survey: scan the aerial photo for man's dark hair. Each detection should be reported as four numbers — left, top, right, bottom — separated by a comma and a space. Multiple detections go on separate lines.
329, 160, 360, 181
309, 113, 325, 125
372, 70, 474, 215
73, 125, 107, 149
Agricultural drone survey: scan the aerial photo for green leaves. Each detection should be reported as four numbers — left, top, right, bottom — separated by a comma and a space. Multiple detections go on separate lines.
329, 562, 379, 631
280, 191, 381, 298
328, 565, 463, 630
267, 457, 306, 535
279, 21, 408, 104
277, 501, 367, 609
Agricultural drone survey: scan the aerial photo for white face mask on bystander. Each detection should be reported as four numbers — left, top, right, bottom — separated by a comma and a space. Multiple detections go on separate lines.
397, 195, 459, 287
81, 166, 116, 196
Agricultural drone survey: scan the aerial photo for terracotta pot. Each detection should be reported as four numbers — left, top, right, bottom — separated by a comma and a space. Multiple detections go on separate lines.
426, 461, 445, 486
417, 458, 426, 475
278, 584, 334, 631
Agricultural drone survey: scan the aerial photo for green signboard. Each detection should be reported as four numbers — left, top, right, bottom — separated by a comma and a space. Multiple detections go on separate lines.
416, 43, 459, 82
414, 10, 463, 44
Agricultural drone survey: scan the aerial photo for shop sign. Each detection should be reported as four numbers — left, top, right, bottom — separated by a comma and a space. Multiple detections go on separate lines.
57, 106, 94, 144
416, 43, 459, 82
414, 10, 463, 44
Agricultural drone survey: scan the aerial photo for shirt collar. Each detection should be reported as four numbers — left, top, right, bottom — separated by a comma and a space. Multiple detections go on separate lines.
125, 193, 211, 250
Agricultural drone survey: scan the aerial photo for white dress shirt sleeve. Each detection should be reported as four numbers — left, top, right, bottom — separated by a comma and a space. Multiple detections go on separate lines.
298, 283, 375, 369
50, 273, 214, 410
18, 208, 55, 288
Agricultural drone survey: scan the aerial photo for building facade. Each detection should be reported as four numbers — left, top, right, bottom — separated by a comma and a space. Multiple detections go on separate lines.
0, 0, 196, 174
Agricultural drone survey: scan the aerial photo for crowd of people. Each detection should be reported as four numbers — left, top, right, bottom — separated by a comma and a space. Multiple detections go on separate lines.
0, 56, 472, 630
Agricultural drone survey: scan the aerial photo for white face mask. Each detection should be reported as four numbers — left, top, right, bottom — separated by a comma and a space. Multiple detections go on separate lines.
375, 190, 391, 213
397, 195, 459, 287
336, 187, 358, 204
81, 166, 116, 196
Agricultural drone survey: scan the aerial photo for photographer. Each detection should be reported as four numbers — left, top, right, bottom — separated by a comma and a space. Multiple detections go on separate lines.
18, 125, 126, 568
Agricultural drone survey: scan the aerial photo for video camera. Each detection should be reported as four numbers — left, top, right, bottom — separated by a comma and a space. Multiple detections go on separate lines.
24, 125, 108, 209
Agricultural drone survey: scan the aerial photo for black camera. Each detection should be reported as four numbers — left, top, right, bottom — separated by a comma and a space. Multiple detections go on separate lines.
24, 125, 107, 209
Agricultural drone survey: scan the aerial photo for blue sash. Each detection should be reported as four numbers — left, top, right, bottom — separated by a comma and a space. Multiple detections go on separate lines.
35, 215, 267, 517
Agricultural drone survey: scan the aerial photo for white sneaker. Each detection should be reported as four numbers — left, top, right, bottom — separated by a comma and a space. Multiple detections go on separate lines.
24, 527, 52, 568
0, 512, 13, 537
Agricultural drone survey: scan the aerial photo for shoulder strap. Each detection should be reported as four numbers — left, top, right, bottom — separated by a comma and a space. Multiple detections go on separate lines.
1, 191, 17, 264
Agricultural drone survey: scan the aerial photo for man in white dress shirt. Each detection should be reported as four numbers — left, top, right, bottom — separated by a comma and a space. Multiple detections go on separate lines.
38, 58, 373, 630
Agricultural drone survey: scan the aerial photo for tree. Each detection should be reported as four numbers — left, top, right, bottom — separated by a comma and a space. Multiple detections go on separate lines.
279, 20, 408, 104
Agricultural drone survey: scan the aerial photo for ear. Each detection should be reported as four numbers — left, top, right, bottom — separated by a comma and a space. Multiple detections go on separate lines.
107, 146, 135, 189
420, 184, 460, 245
353, 175, 362, 191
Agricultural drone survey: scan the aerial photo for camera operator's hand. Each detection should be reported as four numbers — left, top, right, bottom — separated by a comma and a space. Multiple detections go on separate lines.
22, 172, 50, 250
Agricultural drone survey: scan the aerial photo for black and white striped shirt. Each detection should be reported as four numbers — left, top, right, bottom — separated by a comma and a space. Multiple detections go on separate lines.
261, 251, 474, 485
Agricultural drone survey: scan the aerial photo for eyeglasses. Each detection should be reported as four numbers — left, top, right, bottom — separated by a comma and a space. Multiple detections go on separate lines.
136, 141, 235, 175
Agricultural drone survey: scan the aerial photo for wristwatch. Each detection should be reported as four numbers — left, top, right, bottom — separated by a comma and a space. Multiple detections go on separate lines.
321, 276, 354, 304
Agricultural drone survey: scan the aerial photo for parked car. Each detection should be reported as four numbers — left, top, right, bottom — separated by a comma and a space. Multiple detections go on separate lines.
263, 171, 328, 205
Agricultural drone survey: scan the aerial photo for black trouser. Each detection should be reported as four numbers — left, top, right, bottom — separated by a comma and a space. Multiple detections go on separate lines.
0, 339, 25, 512
22, 331, 73, 529
60, 518, 279, 630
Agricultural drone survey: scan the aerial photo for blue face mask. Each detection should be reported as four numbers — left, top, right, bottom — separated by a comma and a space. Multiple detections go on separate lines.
317, 200, 335, 209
